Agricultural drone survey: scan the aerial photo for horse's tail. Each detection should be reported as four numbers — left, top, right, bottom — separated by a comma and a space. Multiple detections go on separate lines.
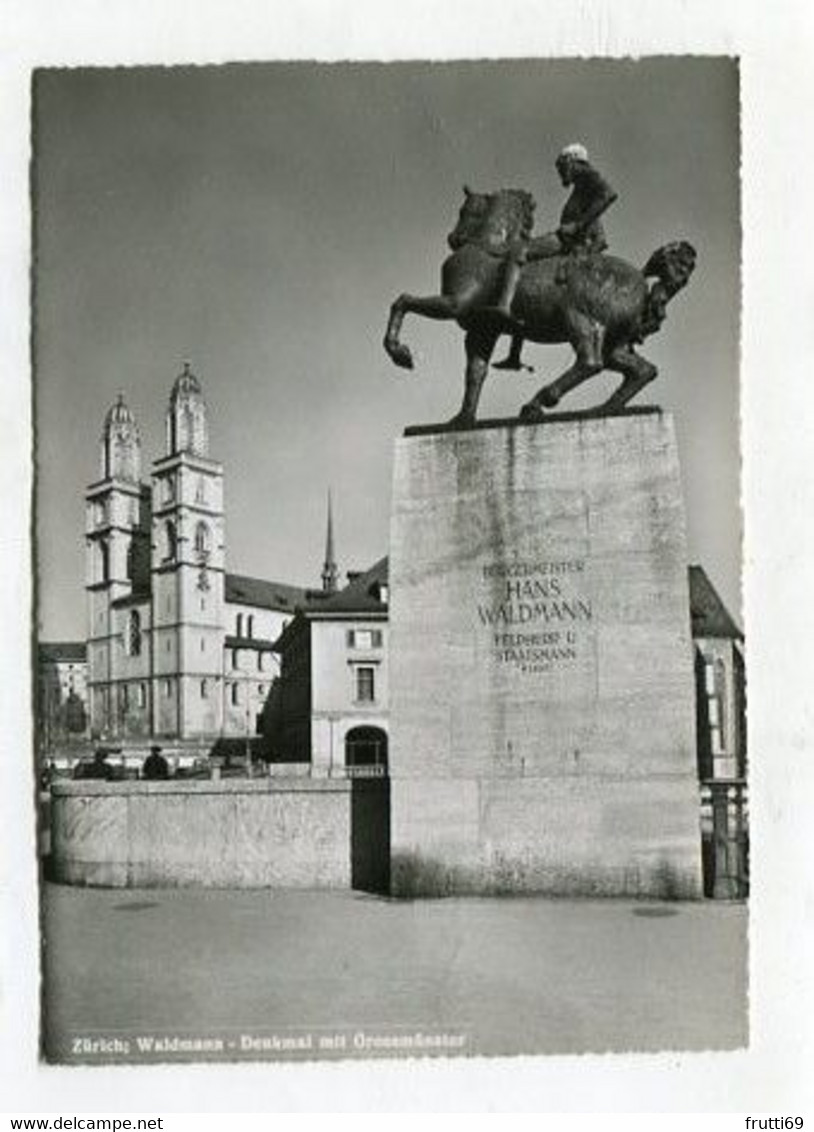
637, 240, 697, 341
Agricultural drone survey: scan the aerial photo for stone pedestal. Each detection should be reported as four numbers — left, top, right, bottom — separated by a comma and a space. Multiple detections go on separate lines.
388, 410, 703, 897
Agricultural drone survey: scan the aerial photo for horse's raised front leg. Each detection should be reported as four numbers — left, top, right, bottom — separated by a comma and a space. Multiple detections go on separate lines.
448, 326, 500, 430
520, 313, 605, 420
599, 344, 658, 411
384, 288, 479, 370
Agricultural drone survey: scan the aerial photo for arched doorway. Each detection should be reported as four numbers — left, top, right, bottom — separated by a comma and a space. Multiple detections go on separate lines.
345, 725, 388, 773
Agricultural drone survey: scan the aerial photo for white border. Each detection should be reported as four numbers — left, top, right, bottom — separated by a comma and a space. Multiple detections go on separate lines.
3, 0, 814, 1113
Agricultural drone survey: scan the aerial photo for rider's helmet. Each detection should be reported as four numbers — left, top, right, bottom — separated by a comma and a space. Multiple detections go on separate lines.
558, 142, 589, 165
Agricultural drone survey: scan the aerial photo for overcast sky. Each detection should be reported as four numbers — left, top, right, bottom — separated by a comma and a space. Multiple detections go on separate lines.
33, 57, 740, 640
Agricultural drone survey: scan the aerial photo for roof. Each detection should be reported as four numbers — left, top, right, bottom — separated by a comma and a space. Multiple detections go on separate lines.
305, 556, 388, 616
225, 573, 308, 613
688, 565, 743, 641
170, 361, 203, 401
224, 635, 278, 652
111, 591, 151, 609
39, 641, 87, 663
103, 392, 137, 432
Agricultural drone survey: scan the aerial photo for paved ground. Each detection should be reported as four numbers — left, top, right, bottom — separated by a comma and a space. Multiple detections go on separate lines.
41, 883, 747, 1064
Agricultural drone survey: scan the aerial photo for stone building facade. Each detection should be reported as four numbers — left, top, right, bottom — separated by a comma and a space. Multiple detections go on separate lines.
83, 366, 306, 750
689, 564, 748, 897
37, 642, 89, 756
267, 558, 389, 776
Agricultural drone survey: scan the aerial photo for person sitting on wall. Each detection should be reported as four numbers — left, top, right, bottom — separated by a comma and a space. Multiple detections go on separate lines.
74, 748, 113, 780
142, 745, 170, 780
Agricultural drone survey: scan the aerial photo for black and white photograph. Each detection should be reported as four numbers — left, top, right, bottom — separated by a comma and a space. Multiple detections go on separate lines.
2, 0, 813, 1117
33, 56, 746, 1064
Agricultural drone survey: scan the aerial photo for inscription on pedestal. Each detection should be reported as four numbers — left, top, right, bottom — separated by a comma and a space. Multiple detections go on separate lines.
477, 556, 592, 675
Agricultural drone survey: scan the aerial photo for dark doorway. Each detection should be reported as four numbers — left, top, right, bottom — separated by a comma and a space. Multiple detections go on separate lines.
350, 778, 390, 894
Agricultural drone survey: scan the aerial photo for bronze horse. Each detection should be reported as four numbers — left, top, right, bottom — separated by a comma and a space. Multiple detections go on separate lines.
384, 187, 696, 427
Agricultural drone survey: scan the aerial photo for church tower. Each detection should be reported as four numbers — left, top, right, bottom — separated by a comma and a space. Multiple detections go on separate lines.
151, 364, 225, 739
85, 394, 150, 737
321, 491, 338, 594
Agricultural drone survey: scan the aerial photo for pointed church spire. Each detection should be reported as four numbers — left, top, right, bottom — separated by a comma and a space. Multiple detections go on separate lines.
321, 490, 338, 594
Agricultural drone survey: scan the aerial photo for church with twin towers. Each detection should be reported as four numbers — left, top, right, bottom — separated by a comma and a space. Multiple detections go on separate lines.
84, 363, 338, 751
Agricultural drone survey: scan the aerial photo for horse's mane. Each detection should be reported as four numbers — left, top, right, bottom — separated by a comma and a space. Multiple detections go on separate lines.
488, 188, 536, 242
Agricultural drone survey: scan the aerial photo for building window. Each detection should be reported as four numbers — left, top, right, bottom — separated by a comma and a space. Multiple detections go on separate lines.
355, 666, 375, 703
164, 520, 177, 561
164, 678, 172, 697
194, 521, 210, 558
195, 476, 207, 504
163, 475, 175, 505
236, 613, 243, 637
347, 629, 382, 650
231, 683, 240, 706
99, 541, 110, 583
121, 684, 129, 710
201, 679, 208, 699
232, 648, 240, 670
257, 652, 265, 672
704, 657, 728, 759
247, 615, 254, 638
200, 637, 206, 653
258, 684, 265, 697
138, 683, 146, 709
128, 609, 142, 656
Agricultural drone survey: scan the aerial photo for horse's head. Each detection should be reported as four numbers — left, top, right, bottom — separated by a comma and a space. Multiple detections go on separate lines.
448, 186, 535, 252
448, 186, 491, 250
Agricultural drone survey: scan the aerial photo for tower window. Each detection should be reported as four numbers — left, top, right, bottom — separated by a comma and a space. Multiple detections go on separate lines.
236, 613, 243, 637
128, 610, 142, 656
99, 541, 110, 583
201, 679, 209, 699
231, 683, 240, 706
164, 520, 177, 562
138, 683, 146, 709
195, 476, 207, 504
163, 476, 175, 505
194, 521, 210, 558
247, 615, 254, 638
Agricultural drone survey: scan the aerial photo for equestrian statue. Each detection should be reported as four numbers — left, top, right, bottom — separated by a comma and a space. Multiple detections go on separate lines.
383, 143, 697, 428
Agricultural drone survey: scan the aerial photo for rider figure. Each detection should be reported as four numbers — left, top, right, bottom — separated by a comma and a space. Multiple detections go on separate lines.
492, 143, 617, 371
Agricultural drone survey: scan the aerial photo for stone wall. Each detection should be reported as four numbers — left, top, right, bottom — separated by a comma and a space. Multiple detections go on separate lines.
51, 778, 354, 889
